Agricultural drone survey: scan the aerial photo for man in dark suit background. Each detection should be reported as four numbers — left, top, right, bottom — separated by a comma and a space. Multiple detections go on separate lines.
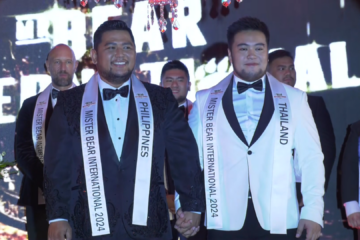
341, 120, 360, 229
160, 60, 207, 240
268, 49, 336, 196
15, 44, 78, 240
44, 20, 205, 240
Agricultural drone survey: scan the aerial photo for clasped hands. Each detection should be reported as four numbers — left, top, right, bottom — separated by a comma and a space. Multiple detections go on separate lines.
174, 208, 201, 238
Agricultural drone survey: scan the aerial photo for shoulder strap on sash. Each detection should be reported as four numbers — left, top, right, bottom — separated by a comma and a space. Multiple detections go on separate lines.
32, 84, 52, 163
267, 73, 294, 234
202, 73, 232, 229
131, 74, 154, 226
81, 73, 110, 236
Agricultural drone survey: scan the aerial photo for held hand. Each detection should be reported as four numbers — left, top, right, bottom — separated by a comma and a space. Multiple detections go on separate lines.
166, 194, 176, 214
296, 219, 322, 240
347, 212, 360, 229
48, 221, 72, 240
174, 208, 201, 238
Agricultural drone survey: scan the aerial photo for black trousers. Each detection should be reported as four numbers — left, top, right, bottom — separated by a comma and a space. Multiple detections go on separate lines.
26, 205, 49, 240
208, 199, 305, 240
170, 219, 179, 240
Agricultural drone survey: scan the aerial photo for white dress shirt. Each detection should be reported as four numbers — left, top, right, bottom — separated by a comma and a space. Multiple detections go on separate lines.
98, 78, 130, 160
344, 201, 360, 217
178, 100, 187, 108
233, 75, 266, 144
49, 78, 130, 223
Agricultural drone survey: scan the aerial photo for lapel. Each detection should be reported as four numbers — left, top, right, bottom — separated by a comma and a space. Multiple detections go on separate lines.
97, 90, 120, 167
119, 88, 139, 166
249, 76, 274, 147
221, 76, 275, 148
222, 77, 248, 147
45, 94, 53, 135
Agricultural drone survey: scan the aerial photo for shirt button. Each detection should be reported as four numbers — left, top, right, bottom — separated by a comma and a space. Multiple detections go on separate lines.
118, 137, 121, 140
248, 150, 252, 155
116, 99, 118, 102
117, 118, 120, 121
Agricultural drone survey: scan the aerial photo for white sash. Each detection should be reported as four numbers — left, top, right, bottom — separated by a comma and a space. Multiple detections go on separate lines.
131, 74, 154, 226
80, 73, 154, 236
32, 84, 52, 164
267, 74, 293, 234
32, 83, 76, 163
202, 73, 232, 229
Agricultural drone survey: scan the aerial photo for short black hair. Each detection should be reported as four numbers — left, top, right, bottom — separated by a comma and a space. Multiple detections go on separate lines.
227, 17, 270, 49
268, 50, 294, 65
93, 20, 135, 50
161, 60, 190, 82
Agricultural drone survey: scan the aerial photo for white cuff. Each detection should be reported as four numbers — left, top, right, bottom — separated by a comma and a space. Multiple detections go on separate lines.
344, 201, 360, 217
174, 191, 201, 214
191, 211, 201, 214
300, 206, 324, 228
175, 191, 181, 212
49, 218, 68, 224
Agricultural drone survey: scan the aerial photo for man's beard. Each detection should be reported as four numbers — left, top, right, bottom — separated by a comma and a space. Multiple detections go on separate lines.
231, 55, 266, 82
52, 72, 73, 87
235, 68, 266, 82
100, 67, 133, 85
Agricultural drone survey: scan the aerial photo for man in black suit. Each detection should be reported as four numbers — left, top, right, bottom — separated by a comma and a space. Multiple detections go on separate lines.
160, 60, 207, 240
341, 120, 360, 229
44, 20, 205, 240
268, 49, 336, 195
15, 44, 78, 240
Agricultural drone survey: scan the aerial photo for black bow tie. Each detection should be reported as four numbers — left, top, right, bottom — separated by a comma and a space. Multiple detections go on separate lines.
103, 85, 129, 100
237, 80, 263, 94
52, 89, 60, 99
179, 105, 186, 115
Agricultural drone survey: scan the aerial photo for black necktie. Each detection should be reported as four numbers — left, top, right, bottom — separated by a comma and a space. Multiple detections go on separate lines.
52, 89, 60, 99
237, 80, 263, 94
103, 85, 129, 100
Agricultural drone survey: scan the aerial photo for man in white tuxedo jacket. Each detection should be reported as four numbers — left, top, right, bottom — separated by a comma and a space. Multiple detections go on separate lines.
177, 17, 325, 240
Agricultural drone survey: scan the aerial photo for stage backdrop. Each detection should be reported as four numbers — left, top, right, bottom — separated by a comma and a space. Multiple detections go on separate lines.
0, 0, 360, 239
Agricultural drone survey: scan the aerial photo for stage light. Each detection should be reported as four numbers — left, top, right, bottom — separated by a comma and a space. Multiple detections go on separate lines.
78, 0, 179, 32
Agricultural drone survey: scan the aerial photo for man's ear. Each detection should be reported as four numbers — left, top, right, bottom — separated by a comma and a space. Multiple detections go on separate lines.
91, 49, 98, 64
228, 48, 233, 65
44, 61, 50, 75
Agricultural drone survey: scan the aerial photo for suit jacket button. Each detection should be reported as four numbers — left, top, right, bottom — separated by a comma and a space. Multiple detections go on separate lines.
248, 150, 252, 155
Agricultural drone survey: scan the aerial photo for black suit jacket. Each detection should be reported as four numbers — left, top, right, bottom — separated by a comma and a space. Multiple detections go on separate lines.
341, 120, 360, 204
164, 102, 191, 196
15, 94, 53, 206
307, 95, 336, 191
43, 83, 205, 240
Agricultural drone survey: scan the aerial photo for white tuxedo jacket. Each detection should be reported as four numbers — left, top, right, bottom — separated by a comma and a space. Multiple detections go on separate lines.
188, 73, 325, 231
